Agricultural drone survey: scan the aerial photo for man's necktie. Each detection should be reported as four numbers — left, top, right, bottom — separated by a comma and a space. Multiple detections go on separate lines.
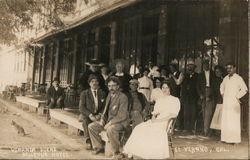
94, 90, 97, 98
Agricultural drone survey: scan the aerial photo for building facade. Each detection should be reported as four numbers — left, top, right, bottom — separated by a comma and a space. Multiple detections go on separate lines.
28, 0, 248, 131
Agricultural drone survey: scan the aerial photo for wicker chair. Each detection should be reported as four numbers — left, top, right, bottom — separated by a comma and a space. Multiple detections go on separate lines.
167, 117, 177, 158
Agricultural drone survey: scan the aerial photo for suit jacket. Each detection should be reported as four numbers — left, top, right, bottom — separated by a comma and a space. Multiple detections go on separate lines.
169, 71, 181, 97
196, 70, 216, 98
102, 91, 129, 127
47, 86, 65, 100
181, 72, 199, 102
79, 88, 106, 117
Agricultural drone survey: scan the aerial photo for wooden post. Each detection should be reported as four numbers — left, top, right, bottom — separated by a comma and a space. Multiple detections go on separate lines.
71, 35, 78, 85
94, 27, 100, 59
157, 5, 168, 65
218, 0, 234, 65
31, 46, 36, 91
110, 22, 117, 66
40, 46, 46, 85
54, 40, 60, 78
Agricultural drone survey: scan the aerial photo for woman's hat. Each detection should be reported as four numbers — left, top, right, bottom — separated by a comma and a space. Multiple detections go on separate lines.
85, 59, 102, 67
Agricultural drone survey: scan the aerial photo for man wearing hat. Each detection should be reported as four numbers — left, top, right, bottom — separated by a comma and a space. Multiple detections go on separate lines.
180, 59, 199, 134
196, 59, 217, 136
128, 79, 150, 129
78, 74, 106, 150
78, 59, 106, 92
47, 77, 65, 109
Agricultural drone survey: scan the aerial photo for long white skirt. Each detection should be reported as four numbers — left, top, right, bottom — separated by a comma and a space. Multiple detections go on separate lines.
123, 120, 169, 159
210, 104, 222, 130
221, 97, 241, 143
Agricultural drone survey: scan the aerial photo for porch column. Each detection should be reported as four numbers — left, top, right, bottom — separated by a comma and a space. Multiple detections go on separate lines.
54, 40, 60, 78
157, 5, 168, 65
71, 35, 78, 85
110, 22, 117, 66
218, 0, 234, 65
31, 46, 36, 91
94, 27, 100, 59
40, 46, 46, 85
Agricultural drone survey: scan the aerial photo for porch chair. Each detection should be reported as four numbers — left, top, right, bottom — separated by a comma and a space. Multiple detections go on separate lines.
167, 117, 177, 159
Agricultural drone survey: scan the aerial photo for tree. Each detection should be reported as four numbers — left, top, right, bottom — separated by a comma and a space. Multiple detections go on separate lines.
0, 0, 76, 45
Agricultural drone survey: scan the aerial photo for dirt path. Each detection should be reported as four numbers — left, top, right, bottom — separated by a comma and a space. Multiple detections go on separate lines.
0, 99, 248, 159
0, 101, 107, 159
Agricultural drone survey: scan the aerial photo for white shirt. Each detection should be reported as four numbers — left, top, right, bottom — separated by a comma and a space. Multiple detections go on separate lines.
115, 72, 124, 76
102, 74, 109, 81
91, 89, 98, 108
220, 73, 248, 99
129, 64, 140, 76
204, 70, 210, 87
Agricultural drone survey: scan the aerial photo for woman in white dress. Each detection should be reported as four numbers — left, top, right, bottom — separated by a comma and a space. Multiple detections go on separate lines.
138, 68, 154, 101
150, 77, 164, 103
123, 81, 180, 159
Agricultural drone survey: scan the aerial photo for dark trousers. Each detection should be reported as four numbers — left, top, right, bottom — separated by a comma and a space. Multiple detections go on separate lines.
201, 88, 215, 134
183, 98, 197, 132
48, 98, 64, 109
175, 104, 184, 130
88, 122, 123, 154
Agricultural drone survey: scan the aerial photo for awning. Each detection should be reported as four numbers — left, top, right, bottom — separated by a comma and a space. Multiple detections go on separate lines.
32, 0, 142, 44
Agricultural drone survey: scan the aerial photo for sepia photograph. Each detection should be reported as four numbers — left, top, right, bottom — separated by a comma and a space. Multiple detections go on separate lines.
0, 0, 249, 159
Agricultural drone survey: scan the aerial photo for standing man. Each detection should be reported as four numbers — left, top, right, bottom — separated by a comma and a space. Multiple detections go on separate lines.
78, 74, 106, 150
180, 60, 199, 134
196, 60, 216, 136
111, 61, 132, 94
88, 76, 129, 157
78, 59, 106, 92
47, 77, 65, 109
220, 62, 247, 144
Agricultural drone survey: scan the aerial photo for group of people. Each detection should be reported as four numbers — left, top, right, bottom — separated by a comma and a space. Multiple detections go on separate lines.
46, 58, 248, 159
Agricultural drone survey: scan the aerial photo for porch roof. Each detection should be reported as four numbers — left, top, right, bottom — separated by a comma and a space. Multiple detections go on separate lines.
32, 0, 142, 44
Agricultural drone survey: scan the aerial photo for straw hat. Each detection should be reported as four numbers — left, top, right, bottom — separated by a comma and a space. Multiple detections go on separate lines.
85, 59, 102, 67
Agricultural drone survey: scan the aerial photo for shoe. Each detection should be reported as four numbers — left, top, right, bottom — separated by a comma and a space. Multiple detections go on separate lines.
92, 148, 104, 155
85, 144, 93, 150
112, 152, 124, 159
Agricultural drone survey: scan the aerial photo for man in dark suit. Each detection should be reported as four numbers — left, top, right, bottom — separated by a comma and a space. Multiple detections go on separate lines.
79, 74, 106, 149
196, 60, 216, 136
47, 77, 65, 109
88, 76, 129, 157
78, 59, 106, 92
180, 60, 199, 134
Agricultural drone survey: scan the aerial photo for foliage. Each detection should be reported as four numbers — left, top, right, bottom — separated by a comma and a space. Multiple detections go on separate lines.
0, 0, 76, 45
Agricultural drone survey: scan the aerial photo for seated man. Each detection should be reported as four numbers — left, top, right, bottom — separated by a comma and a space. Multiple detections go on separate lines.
88, 76, 129, 157
78, 74, 106, 150
47, 77, 65, 109
128, 79, 150, 129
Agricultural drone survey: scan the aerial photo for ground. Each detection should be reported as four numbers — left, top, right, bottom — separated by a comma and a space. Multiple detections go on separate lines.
0, 99, 249, 159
